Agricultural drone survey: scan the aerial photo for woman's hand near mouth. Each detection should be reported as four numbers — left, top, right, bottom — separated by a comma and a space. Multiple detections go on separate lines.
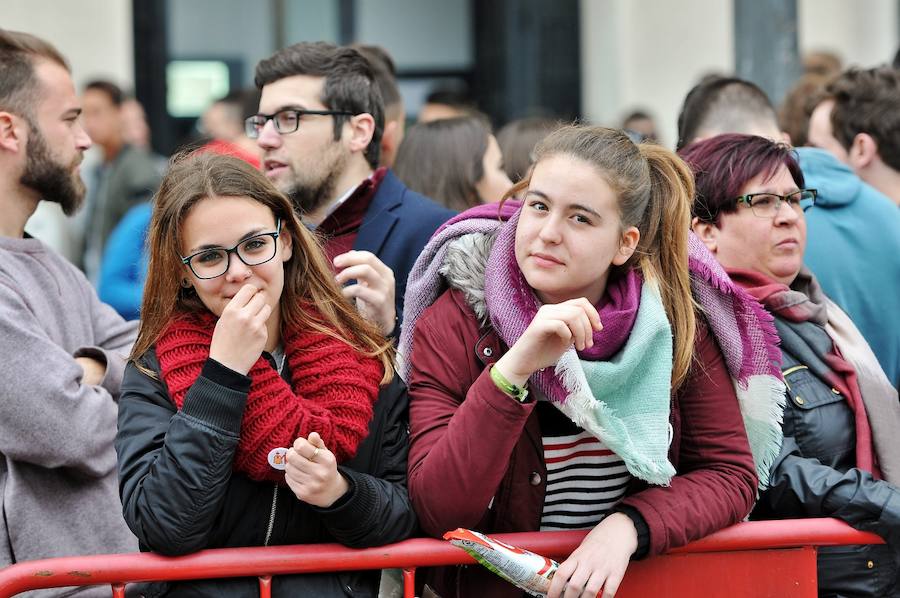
209, 284, 272, 375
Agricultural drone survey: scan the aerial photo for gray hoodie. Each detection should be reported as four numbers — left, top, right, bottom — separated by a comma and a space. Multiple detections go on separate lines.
0, 234, 138, 597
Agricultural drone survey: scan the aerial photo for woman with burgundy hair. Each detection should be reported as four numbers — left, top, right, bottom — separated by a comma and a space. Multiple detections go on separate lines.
115, 152, 415, 597
681, 133, 900, 597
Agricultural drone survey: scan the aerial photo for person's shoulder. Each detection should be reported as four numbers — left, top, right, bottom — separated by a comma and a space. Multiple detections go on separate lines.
393, 191, 454, 241
117, 202, 154, 230
121, 348, 181, 417
687, 311, 719, 362
857, 184, 900, 219
2, 239, 88, 285
383, 170, 456, 220
403, 189, 456, 222
0, 243, 90, 316
123, 347, 165, 391
118, 146, 164, 182
46, 246, 94, 285
133, 345, 160, 371
814, 176, 900, 233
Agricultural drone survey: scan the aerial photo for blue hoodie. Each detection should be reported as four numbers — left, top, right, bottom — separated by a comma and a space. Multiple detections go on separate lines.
97, 202, 151, 321
797, 147, 900, 387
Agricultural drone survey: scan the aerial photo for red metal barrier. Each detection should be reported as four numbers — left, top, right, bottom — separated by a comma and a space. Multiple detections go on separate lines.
0, 518, 883, 597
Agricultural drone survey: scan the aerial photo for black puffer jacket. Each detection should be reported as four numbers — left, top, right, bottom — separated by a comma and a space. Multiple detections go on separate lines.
116, 350, 417, 597
751, 317, 900, 597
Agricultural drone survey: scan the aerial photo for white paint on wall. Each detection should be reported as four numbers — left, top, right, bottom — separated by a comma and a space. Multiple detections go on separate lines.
581, 0, 898, 149
2, 0, 134, 91
581, 0, 733, 148
799, 0, 898, 68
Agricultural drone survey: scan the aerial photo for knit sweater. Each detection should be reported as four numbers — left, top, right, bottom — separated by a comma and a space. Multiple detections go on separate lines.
0, 234, 139, 597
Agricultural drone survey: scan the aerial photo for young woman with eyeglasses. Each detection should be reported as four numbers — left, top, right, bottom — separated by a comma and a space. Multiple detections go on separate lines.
115, 152, 415, 597
681, 133, 900, 598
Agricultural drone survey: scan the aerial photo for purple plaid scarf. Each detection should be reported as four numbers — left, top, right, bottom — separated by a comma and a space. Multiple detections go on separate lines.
398, 202, 786, 487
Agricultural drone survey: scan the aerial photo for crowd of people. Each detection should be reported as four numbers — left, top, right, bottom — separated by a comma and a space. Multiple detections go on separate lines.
1, 26, 899, 598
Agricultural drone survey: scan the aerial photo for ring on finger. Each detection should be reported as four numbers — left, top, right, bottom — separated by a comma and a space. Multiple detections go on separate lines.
309, 447, 321, 461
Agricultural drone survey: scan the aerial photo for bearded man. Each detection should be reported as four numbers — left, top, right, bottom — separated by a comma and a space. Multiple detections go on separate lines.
0, 29, 138, 596
251, 42, 454, 338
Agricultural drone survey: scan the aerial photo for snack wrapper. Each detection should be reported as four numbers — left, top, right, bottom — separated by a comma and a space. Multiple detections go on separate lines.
443, 528, 558, 597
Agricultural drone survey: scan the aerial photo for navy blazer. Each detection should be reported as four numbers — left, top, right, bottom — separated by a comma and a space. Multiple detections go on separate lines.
353, 170, 455, 332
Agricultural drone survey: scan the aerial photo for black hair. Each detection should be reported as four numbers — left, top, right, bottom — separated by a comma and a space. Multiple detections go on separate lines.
424, 88, 473, 108
84, 80, 124, 107
676, 75, 778, 150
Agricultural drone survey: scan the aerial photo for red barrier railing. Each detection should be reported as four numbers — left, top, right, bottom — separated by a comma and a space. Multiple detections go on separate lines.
0, 519, 883, 598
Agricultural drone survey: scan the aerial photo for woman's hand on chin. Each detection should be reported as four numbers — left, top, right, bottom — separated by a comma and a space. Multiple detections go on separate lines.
284, 432, 349, 508
494, 298, 602, 387
546, 512, 638, 598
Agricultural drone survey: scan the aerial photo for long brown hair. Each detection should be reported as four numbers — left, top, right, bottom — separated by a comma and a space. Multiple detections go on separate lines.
394, 115, 491, 211
131, 152, 394, 383
503, 125, 696, 390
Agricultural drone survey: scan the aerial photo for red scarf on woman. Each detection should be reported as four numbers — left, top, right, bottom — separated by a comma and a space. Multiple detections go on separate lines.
156, 310, 383, 484
728, 267, 877, 476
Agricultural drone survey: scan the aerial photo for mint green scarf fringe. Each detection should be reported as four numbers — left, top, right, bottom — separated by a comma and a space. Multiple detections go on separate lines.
554, 282, 677, 485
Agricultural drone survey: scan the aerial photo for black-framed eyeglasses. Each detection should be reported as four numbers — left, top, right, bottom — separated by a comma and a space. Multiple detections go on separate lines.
734, 189, 817, 218
244, 108, 355, 139
181, 219, 282, 279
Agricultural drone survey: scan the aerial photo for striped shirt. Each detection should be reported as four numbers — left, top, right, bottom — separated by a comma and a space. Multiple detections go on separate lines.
538, 402, 632, 531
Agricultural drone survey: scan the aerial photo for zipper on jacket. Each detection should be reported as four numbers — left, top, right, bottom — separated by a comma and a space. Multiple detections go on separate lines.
264, 484, 279, 546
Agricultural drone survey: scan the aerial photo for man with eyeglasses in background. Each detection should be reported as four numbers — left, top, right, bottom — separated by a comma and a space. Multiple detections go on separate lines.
0, 29, 138, 593
249, 42, 455, 339
677, 74, 900, 388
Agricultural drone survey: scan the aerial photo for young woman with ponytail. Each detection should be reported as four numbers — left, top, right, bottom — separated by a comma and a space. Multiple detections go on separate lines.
398, 125, 785, 598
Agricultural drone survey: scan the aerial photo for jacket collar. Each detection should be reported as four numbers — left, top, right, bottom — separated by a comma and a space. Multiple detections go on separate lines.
441, 230, 496, 325
353, 169, 405, 255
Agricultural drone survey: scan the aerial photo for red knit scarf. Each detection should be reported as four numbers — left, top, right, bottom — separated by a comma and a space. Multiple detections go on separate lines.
156, 310, 383, 483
